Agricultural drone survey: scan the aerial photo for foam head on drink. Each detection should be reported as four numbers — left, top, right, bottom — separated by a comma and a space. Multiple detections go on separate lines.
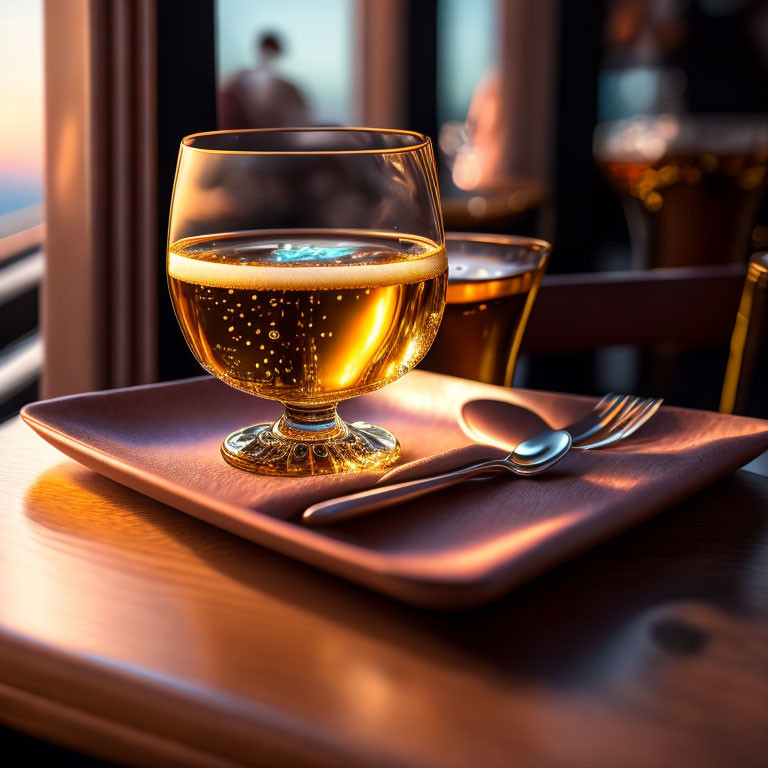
168, 231, 447, 404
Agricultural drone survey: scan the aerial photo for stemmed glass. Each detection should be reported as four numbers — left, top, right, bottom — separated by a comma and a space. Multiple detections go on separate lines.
594, 114, 768, 268
167, 128, 447, 476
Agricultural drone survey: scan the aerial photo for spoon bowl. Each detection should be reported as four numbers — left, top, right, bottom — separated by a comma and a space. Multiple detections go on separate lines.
511, 429, 572, 469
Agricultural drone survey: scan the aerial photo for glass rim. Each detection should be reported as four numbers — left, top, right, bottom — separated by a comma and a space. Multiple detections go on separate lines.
446, 231, 552, 255
181, 127, 432, 156
595, 113, 768, 130
593, 113, 768, 160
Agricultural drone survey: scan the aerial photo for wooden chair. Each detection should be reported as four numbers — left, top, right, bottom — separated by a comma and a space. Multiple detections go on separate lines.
524, 264, 746, 354
520, 264, 749, 411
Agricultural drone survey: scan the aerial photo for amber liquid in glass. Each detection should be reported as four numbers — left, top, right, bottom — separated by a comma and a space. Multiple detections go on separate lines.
598, 148, 768, 268
420, 253, 537, 385
168, 230, 447, 406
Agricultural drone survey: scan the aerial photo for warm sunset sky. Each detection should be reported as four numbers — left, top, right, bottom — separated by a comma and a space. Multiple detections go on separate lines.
0, 0, 43, 213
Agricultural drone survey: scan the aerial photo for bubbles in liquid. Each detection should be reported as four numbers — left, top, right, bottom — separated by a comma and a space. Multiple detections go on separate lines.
167, 231, 447, 404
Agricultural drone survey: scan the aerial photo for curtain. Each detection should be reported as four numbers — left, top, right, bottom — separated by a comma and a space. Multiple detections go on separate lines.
43, 0, 157, 397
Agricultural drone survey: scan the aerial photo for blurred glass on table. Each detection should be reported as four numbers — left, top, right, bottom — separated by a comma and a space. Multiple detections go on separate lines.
595, 114, 768, 268
721, 250, 768, 418
595, 0, 768, 270
420, 233, 549, 387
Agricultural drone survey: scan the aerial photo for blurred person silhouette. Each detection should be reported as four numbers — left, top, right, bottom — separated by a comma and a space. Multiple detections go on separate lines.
219, 31, 309, 129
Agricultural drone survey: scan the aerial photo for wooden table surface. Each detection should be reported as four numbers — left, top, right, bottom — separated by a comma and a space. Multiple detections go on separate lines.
1, 416, 767, 767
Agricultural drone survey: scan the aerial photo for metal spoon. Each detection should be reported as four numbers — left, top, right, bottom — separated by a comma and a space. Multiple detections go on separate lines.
301, 429, 571, 526
460, 394, 662, 451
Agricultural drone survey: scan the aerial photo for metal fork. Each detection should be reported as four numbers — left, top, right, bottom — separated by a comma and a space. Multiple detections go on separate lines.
569, 393, 663, 449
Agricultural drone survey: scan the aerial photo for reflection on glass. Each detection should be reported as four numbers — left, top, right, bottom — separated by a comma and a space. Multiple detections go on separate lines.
721, 251, 768, 417
595, 114, 768, 268
420, 234, 549, 387
167, 129, 447, 476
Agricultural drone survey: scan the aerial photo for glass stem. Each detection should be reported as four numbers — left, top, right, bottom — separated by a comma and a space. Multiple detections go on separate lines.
272, 403, 347, 442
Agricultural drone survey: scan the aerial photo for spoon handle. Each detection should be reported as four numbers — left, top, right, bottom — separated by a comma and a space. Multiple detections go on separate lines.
302, 460, 502, 526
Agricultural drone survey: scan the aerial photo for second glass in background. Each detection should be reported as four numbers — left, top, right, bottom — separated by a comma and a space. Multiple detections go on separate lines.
420, 233, 550, 387
595, 114, 768, 269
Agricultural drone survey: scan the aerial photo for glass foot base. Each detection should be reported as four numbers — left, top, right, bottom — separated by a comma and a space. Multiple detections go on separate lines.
221, 421, 401, 476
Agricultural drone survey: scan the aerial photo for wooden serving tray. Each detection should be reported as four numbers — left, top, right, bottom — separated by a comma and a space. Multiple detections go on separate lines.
21, 371, 768, 608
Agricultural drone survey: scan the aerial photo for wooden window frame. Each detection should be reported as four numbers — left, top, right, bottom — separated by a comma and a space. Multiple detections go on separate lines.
41, 0, 559, 398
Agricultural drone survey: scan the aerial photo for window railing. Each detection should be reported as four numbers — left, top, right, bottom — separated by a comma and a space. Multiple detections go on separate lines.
0, 204, 44, 263
0, 203, 44, 415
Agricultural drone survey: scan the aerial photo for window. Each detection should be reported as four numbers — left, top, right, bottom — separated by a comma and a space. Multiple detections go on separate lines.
0, 0, 44, 419
437, 0, 497, 129
0, 0, 43, 216
215, 0, 355, 128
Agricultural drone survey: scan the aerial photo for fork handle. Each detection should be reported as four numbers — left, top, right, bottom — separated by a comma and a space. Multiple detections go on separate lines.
302, 460, 502, 526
